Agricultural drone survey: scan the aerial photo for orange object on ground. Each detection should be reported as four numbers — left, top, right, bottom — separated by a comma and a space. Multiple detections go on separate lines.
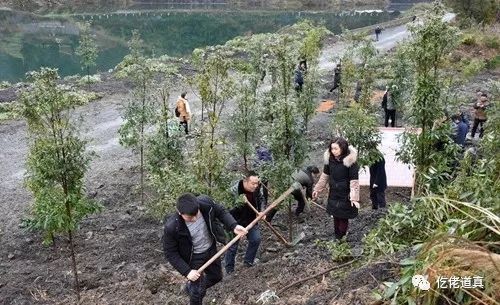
316, 100, 336, 112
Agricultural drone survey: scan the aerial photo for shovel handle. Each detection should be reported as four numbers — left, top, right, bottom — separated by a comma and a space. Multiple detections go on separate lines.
197, 185, 296, 274
243, 198, 291, 247
310, 200, 326, 211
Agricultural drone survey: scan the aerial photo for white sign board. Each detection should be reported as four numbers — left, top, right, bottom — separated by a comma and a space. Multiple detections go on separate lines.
359, 127, 415, 187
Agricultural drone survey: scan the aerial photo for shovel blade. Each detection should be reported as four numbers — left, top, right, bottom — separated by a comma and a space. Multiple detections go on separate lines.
291, 231, 306, 245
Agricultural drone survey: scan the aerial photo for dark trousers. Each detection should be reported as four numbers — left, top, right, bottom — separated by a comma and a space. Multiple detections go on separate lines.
292, 189, 307, 216
224, 225, 261, 273
384, 109, 396, 127
471, 118, 486, 138
370, 188, 386, 209
330, 81, 341, 92
333, 217, 349, 240
187, 245, 222, 305
180, 121, 189, 134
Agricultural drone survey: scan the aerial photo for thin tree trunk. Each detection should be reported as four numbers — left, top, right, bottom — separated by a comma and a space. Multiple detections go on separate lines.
67, 227, 80, 302
140, 144, 144, 205
288, 200, 293, 242
87, 65, 90, 91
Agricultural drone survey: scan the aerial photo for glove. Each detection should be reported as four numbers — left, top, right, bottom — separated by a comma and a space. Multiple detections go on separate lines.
351, 201, 360, 209
187, 270, 200, 282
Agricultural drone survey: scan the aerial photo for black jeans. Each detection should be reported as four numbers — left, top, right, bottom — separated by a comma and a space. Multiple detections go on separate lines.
370, 188, 386, 209
180, 121, 189, 134
292, 188, 307, 216
187, 245, 222, 305
471, 118, 486, 138
384, 109, 396, 127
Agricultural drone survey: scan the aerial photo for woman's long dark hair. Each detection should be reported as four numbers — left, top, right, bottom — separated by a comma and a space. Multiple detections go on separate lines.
328, 137, 349, 160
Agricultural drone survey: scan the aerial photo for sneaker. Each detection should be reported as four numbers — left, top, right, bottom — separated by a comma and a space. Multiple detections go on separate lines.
244, 258, 260, 268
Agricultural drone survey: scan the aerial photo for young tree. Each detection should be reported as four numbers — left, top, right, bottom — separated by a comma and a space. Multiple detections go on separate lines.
297, 22, 327, 131
192, 48, 235, 199
20, 68, 101, 301
333, 104, 382, 168
230, 43, 266, 170
356, 39, 377, 108
145, 80, 186, 218
396, 7, 459, 193
115, 30, 158, 206
445, 0, 498, 24
264, 37, 308, 240
75, 21, 98, 89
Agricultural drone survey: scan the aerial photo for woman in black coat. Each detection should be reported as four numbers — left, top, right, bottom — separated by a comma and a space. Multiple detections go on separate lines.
313, 137, 360, 240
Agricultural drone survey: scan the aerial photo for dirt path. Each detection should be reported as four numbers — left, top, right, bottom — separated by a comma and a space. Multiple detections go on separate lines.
0, 18, 425, 304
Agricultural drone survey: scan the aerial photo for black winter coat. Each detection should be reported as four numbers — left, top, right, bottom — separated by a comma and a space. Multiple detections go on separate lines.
323, 148, 359, 219
162, 196, 237, 276
229, 180, 267, 227
369, 157, 387, 191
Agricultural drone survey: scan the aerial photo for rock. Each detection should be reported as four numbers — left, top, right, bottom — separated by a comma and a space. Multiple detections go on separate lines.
105, 225, 116, 231
116, 261, 126, 270
266, 247, 279, 253
85, 231, 93, 240
7, 253, 15, 260
97, 184, 105, 189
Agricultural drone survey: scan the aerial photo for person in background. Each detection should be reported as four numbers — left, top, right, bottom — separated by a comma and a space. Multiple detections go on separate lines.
225, 171, 267, 274
382, 86, 396, 127
369, 150, 387, 210
294, 61, 307, 93
312, 137, 360, 240
375, 26, 382, 41
451, 114, 469, 147
176, 92, 191, 135
292, 166, 320, 216
329, 63, 342, 93
470, 93, 489, 139
163, 193, 247, 305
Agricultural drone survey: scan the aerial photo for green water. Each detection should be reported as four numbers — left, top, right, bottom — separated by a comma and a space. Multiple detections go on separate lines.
0, 9, 398, 82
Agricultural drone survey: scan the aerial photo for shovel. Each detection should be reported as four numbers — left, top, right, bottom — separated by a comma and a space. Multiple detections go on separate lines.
197, 183, 301, 274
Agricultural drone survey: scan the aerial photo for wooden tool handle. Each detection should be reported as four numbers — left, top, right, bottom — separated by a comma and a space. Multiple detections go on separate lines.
197, 185, 296, 274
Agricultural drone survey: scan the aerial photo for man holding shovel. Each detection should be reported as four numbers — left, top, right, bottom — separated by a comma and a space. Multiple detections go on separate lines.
225, 170, 267, 274
163, 193, 247, 305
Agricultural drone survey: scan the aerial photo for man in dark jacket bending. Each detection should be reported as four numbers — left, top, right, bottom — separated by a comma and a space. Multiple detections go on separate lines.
292, 166, 320, 216
163, 193, 247, 305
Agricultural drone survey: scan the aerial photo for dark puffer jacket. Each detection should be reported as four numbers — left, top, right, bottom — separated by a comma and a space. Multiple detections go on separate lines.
162, 196, 237, 276
314, 147, 360, 219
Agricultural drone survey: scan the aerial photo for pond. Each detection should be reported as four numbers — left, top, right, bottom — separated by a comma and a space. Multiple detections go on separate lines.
0, 8, 400, 82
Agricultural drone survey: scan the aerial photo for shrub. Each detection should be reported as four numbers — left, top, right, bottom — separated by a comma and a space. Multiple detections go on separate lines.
460, 34, 477, 46
482, 35, 500, 49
